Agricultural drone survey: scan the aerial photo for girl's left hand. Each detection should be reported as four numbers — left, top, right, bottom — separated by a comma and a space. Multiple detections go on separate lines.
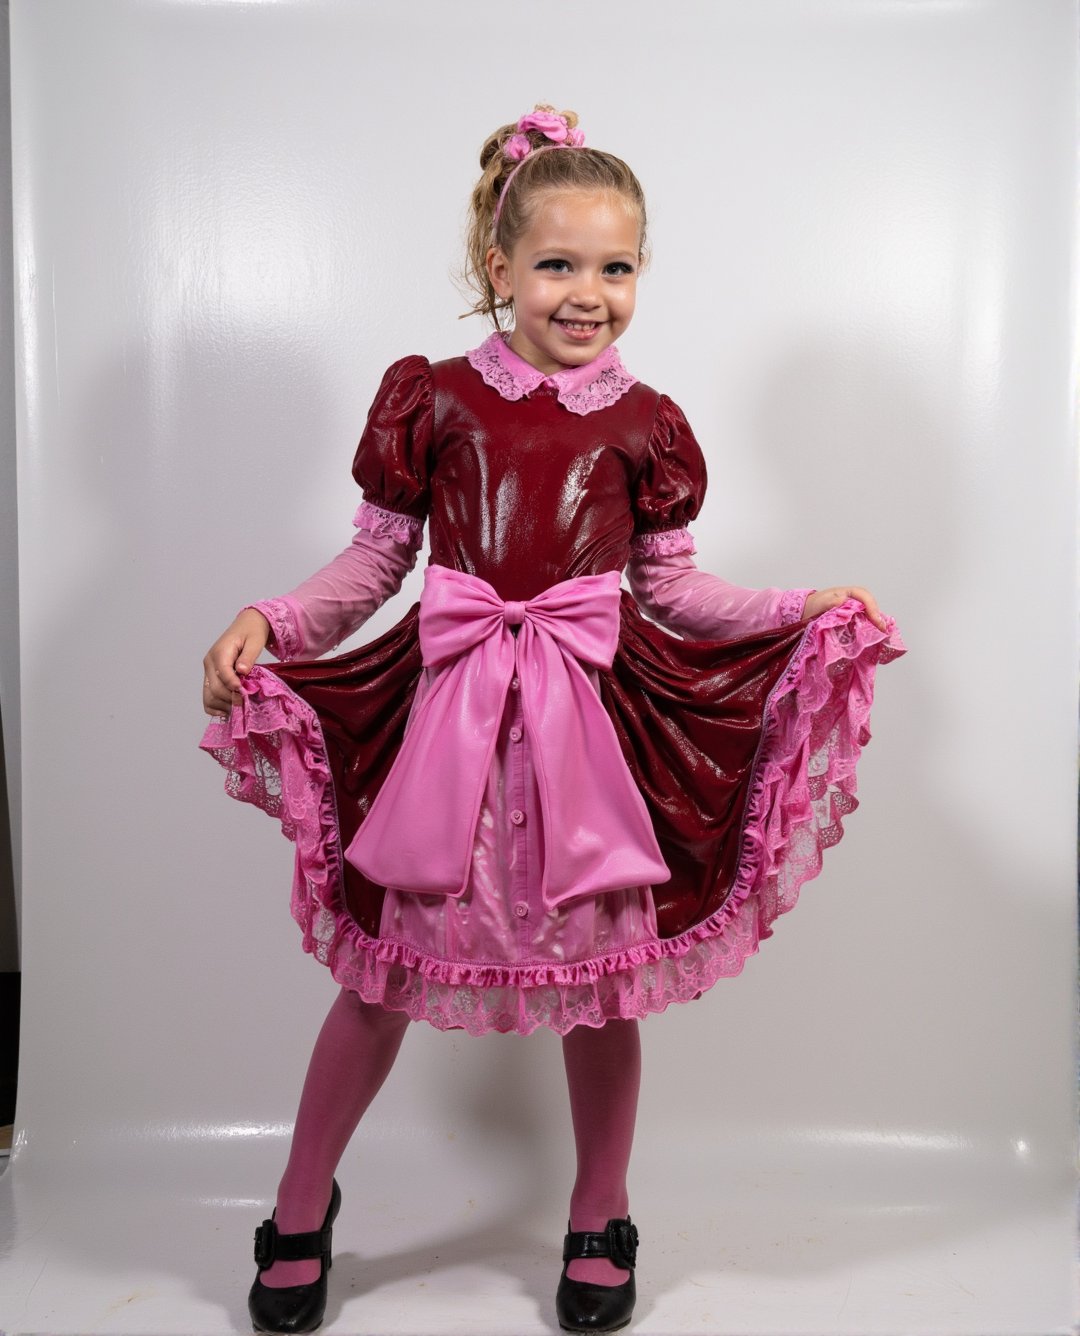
804, 586, 889, 632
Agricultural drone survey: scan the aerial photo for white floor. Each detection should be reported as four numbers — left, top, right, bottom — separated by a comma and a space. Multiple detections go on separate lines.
0, 1125, 1075, 1336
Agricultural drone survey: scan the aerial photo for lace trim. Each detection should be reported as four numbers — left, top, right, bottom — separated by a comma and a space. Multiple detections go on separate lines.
466, 336, 531, 401
465, 331, 637, 416
628, 527, 697, 558
354, 500, 425, 550
247, 599, 303, 662
199, 604, 905, 1036
558, 362, 638, 416
779, 588, 812, 626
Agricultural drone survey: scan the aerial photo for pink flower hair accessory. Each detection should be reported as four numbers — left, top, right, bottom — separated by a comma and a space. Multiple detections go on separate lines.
503, 133, 533, 161
514, 108, 586, 148
492, 108, 587, 239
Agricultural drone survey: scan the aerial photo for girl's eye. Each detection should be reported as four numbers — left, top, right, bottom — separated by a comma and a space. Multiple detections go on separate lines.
534, 259, 635, 275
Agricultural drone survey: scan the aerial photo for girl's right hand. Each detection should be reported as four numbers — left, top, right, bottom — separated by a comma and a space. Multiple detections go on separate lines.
202, 608, 270, 717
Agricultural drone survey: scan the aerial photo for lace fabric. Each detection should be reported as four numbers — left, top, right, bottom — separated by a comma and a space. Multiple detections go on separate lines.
628, 527, 697, 558
779, 588, 812, 625
559, 363, 640, 416
465, 331, 638, 416
354, 499, 425, 549
199, 601, 905, 1036
248, 598, 303, 662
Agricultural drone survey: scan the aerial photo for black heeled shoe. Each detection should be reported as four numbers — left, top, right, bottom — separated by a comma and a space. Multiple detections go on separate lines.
247, 1179, 342, 1334
555, 1216, 639, 1333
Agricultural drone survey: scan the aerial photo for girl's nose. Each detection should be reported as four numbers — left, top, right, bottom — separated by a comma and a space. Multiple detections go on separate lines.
569, 283, 601, 309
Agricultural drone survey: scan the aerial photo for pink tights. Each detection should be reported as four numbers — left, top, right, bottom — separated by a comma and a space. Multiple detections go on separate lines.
258, 989, 410, 1288
562, 1016, 641, 1286
258, 988, 641, 1291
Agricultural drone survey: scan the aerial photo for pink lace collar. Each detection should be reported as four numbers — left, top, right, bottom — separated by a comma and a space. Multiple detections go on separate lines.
465, 330, 638, 416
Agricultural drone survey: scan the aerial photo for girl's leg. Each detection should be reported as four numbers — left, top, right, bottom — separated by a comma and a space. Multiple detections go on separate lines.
259, 986, 411, 1288
561, 1017, 641, 1286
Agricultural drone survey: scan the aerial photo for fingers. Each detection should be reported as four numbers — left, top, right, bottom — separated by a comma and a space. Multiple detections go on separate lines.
234, 627, 269, 678
201, 611, 271, 718
806, 586, 890, 632
229, 609, 271, 681
202, 675, 227, 718
201, 656, 236, 718
843, 586, 889, 632
210, 629, 248, 692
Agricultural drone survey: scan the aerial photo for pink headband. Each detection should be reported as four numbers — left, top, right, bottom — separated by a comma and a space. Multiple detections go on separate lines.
491, 109, 586, 241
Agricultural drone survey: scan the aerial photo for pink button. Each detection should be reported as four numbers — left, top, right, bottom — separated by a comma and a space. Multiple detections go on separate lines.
509, 726, 523, 742
510, 676, 519, 690
510, 809, 525, 826
514, 901, 529, 919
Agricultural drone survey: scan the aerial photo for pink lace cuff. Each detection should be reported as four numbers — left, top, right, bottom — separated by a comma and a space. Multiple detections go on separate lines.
246, 598, 304, 661
354, 499, 425, 550
779, 589, 813, 625
629, 526, 697, 558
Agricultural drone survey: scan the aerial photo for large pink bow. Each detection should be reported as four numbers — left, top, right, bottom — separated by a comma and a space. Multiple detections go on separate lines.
345, 564, 670, 909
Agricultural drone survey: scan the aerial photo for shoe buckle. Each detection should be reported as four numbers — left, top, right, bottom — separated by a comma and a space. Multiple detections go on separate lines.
607, 1217, 638, 1270
253, 1218, 276, 1270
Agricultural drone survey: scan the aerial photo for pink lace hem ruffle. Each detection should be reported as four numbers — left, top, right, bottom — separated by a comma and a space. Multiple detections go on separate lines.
199, 602, 905, 1035
353, 499, 425, 549
628, 526, 697, 558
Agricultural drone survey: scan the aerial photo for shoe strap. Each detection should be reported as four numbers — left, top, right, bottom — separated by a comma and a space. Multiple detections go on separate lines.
252, 1180, 341, 1271
562, 1217, 639, 1270
253, 1215, 333, 1269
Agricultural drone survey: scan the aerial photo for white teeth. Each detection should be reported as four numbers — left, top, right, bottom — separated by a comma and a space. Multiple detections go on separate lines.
559, 321, 598, 331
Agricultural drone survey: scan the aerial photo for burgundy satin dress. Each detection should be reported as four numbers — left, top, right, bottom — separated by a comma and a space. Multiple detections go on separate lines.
201, 338, 903, 1035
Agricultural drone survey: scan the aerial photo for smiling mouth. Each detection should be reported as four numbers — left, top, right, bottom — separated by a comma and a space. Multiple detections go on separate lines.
554, 319, 602, 334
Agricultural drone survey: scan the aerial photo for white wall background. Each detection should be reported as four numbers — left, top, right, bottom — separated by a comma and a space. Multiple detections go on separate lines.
0, 0, 19, 970
1, 1, 1076, 1333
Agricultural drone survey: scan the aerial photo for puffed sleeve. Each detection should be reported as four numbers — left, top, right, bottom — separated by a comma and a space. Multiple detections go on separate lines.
351, 354, 435, 522
626, 394, 813, 638
237, 356, 433, 661
630, 393, 707, 537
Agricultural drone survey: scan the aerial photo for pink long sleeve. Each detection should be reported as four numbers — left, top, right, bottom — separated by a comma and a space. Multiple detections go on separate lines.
626, 545, 811, 640
248, 503, 424, 661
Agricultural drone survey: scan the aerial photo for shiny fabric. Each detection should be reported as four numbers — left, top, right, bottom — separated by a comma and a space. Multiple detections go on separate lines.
261, 588, 807, 945
602, 596, 807, 937
375, 636, 660, 1001
352, 356, 705, 603
200, 595, 903, 1034
200, 346, 905, 1033
626, 549, 810, 641
343, 351, 807, 936
346, 565, 667, 907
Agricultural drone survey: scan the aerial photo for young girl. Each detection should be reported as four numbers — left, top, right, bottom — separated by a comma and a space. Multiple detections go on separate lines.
200, 104, 903, 1335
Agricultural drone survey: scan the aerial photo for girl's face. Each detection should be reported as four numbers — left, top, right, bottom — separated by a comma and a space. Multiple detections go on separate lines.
486, 189, 641, 376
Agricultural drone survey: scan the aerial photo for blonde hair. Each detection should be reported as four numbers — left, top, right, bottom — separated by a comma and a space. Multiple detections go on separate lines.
461, 105, 649, 327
